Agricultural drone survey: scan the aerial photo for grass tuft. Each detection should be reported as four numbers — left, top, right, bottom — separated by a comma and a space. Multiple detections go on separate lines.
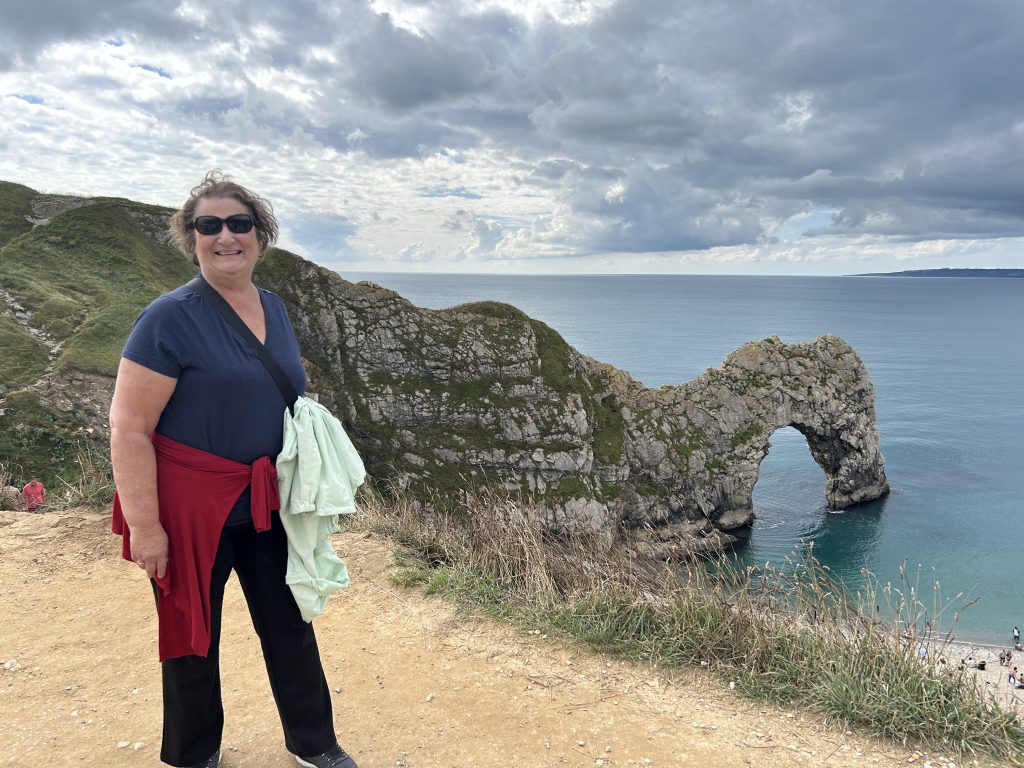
55, 442, 115, 508
0, 461, 22, 510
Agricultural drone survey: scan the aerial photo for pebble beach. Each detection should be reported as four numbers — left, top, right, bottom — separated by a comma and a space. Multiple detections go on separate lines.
939, 639, 1024, 714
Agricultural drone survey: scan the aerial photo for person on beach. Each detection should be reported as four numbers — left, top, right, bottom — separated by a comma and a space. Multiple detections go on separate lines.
109, 172, 357, 768
1010, 667, 1019, 685
1000, 649, 1007, 666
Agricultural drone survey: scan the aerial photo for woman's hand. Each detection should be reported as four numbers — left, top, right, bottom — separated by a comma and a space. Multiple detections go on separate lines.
130, 522, 170, 580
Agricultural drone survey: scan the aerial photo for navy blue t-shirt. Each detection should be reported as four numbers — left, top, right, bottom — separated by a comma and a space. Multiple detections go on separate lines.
123, 281, 307, 524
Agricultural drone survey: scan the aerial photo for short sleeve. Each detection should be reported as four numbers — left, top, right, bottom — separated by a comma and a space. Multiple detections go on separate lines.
122, 295, 191, 378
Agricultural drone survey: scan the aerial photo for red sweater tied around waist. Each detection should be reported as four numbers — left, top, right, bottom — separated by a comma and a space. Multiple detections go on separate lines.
112, 433, 279, 661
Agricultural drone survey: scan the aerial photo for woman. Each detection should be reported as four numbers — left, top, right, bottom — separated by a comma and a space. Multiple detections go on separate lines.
110, 171, 357, 768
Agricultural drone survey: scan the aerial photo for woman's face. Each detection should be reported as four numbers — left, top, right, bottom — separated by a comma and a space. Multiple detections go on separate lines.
192, 196, 260, 284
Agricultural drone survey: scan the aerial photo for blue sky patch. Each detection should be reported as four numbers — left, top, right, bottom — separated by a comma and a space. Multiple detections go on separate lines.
139, 63, 172, 79
419, 185, 482, 200
774, 209, 837, 241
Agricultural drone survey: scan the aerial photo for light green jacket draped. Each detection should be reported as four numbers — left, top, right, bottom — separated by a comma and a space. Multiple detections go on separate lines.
276, 396, 366, 621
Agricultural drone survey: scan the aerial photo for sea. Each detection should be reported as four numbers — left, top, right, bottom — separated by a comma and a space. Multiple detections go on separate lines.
344, 272, 1024, 646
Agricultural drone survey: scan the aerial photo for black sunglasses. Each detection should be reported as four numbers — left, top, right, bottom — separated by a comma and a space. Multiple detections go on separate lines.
192, 214, 255, 236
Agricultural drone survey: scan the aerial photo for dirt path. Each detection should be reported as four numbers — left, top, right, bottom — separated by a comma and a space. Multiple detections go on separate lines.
0, 509, 983, 767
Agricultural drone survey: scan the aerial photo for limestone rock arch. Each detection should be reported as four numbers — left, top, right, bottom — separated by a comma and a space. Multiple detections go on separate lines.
614, 334, 890, 551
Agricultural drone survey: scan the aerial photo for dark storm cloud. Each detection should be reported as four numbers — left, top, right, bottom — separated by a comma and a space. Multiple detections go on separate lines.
7, 0, 1024, 255
347, 19, 492, 110
479, 0, 1024, 248
0, 0, 191, 67
562, 165, 765, 253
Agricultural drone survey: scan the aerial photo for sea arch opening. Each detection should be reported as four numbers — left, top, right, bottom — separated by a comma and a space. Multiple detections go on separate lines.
743, 426, 829, 554
742, 425, 884, 579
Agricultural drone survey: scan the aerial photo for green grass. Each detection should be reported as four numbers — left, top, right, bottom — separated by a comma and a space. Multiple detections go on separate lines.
355, 487, 1024, 765
730, 421, 764, 448
0, 194, 194, 489
0, 315, 49, 389
530, 319, 577, 393
0, 390, 111, 494
446, 300, 530, 323
54, 441, 115, 508
592, 393, 625, 465
30, 296, 84, 342
0, 180, 36, 247
0, 197, 194, 376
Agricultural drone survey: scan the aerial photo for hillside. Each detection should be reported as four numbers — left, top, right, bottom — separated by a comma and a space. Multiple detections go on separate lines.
0, 188, 193, 380
0, 182, 195, 486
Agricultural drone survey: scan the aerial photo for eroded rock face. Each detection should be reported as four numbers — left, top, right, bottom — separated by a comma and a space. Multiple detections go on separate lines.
27, 197, 93, 226
256, 251, 890, 554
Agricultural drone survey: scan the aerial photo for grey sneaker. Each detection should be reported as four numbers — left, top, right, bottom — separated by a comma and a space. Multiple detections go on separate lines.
189, 750, 222, 768
294, 744, 357, 768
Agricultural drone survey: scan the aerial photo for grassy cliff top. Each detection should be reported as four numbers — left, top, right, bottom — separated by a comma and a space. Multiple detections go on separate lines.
0, 189, 194, 378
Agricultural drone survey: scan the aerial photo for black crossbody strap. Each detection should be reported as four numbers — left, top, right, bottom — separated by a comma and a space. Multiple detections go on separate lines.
188, 276, 298, 415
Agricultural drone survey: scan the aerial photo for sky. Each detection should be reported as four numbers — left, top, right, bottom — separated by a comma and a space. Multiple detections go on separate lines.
1, 0, 1023, 276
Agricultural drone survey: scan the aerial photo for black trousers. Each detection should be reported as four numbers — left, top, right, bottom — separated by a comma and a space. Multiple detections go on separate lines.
157, 515, 337, 767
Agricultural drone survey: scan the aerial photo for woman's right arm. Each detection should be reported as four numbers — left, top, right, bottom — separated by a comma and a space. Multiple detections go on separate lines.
109, 357, 178, 580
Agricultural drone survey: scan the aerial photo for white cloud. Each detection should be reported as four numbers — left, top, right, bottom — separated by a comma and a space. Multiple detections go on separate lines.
0, 0, 1022, 274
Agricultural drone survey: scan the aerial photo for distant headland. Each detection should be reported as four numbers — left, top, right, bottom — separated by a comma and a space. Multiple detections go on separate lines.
853, 268, 1024, 278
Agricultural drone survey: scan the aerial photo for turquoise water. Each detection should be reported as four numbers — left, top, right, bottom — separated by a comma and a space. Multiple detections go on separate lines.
345, 273, 1024, 644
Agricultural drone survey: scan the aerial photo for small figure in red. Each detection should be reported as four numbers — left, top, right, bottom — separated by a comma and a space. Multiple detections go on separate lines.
21, 477, 45, 511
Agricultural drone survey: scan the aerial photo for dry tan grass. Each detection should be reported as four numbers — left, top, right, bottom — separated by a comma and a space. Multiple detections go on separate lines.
353, 484, 1024, 765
